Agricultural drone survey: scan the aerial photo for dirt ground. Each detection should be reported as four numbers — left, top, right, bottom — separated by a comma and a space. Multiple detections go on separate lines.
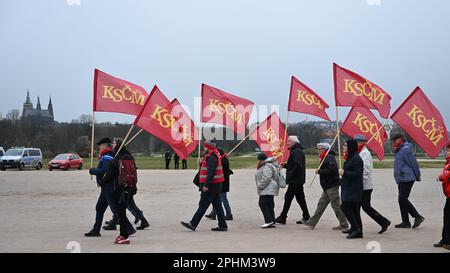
0, 168, 448, 253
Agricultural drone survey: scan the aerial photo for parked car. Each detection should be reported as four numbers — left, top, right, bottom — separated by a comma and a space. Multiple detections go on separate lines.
48, 153, 83, 171
0, 147, 43, 171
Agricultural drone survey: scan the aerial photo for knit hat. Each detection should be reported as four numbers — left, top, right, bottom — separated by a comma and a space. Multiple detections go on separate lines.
390, 133, 405, 141
257, 152, 268, 161
97, 137, 112, 146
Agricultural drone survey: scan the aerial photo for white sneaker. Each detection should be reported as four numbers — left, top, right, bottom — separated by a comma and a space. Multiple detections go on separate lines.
261, 222, 276, 228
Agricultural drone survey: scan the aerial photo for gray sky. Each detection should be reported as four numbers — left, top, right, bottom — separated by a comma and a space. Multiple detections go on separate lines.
0, 0, 449, 124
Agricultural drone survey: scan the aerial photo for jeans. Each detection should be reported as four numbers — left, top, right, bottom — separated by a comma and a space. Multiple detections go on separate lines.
442, 198, 450, 244
127, 194, 144, 221
308, 186, 348, 228
361, 190, 390, 226
211, 192, 232, 216
93, 185, 116, 233
341, 201, 362, 233
280, 183, 310, 220
259, 195, 275, 224
191, 191, 227, 229
398, 182, 420, 224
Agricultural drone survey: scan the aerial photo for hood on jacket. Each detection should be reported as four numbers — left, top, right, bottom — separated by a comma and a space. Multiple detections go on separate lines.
289, 142, 304, 151
114, 148, 134, 160
346, 139, 359, 159
264, 157, 280, 167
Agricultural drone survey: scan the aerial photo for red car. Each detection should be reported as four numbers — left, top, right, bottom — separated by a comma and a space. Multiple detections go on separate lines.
48, 153, 83, 171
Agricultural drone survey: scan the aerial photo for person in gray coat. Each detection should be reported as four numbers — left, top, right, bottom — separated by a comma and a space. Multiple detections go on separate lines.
255, 153, 281, 229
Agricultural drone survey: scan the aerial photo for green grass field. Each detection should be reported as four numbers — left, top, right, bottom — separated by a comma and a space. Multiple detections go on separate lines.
43, 153, 446, 170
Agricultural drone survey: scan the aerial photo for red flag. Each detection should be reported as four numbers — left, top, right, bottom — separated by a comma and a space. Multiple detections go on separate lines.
93, 69, 148, 116
133, 86, 185, 154
201, 83, 254, 136
391, 87, 449, 158
288, 76, 331, 121
341, 107, 388, 160
334, 63, 391, 118
249, 112, 289, 163
170, 99, 199, 160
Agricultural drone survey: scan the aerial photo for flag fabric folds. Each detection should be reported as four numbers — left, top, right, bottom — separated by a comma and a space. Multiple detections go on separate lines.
334, 63, 391, 119
201, 83, 254, 136
249, 112, 289, 163
170, 99, 199, 160
341, 107, 388, 160
391, 87, 448, 158
288, 76, 331, 121
93, 69, 148, 116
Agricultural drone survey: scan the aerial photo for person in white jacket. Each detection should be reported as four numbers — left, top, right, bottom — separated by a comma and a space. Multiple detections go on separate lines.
354, 135, 391, 234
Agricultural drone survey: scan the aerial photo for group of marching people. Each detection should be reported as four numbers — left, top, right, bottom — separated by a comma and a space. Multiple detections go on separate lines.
83, 133, 450, 250
180, 134, 450, 251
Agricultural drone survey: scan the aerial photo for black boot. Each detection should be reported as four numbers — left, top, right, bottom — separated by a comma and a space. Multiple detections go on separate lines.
102, 224, 117, 231
84, 229, 101, 237
137, 218, 150, 230
275, 216, 286, 225
205, 211, 217, 220
346, 230, 363, 239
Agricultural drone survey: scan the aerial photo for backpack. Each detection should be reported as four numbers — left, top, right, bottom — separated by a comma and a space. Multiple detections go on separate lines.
118, 159, 137, 188
267, 163, 286, 188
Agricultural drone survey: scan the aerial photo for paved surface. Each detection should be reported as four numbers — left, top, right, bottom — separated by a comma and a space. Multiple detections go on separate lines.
0, 169, 448, 253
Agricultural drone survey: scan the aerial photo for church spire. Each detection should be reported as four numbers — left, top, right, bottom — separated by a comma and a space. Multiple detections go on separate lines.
26, 89, 31, 104
48, 96, 53, 116
37, 96, 41, 110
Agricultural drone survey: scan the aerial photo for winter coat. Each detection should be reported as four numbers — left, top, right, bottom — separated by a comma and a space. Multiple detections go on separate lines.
341, 140, 364, 202
221, 156, 233, 193
255, 157, 281, 196
198, 153, 223, 194
359, 147, 374, 190
318, 150, 340, 191
439, 158, 450, 198
393, 142, 421, 184
100, 148, 137, 195
89, 149, 114, 186
284, 143, 306, 185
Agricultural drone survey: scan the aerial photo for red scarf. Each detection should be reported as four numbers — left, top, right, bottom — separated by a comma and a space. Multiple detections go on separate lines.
319, 151, 328, 162
99, 147, 112, 159
358, 144, 365, 154
394, 139, 405, 152
343, 151, 348, 161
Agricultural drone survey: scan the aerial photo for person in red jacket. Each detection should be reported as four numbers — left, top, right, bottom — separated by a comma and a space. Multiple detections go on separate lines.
434, 143, 450, 250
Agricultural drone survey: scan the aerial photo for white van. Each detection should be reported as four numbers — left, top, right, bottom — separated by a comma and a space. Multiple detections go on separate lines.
0, 147, 43, 171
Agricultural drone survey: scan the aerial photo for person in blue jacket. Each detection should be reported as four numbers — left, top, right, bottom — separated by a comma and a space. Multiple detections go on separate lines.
391, 133, 425, 229
84, 137, 117, 237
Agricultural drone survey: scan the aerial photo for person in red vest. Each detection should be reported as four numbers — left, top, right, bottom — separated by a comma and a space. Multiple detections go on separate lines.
181, 140, 228, 232
434, 143, 450, 250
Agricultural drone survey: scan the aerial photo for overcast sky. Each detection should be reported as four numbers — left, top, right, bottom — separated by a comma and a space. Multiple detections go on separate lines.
0, 0, 449, 125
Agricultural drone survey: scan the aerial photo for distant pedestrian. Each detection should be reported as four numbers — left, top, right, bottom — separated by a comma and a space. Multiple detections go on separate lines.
205, 148, 234, 221
182, 158, 188, 169
302, 143, 348, 231
434, 143, 450, 250
354, 134, 391, 234
391, 133, 425, 229
275, 136, 310, 225
340, 139, 364, 239
174, 153, 180, 169
165, 150, 172, 170
181, 140, 228, 232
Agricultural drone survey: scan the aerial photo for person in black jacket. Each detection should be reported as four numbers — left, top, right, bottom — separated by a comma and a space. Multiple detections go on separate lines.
275, 136, 310, 225
174, 153, 180, 169
100, 138, 136, 244
340, 139, 364, 239
205, 148, 234, 221
165, 150, 172, 170
302, 143, 348, 230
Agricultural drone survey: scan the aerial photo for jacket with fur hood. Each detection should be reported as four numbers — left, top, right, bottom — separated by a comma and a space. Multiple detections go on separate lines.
255, 157, 281, 196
